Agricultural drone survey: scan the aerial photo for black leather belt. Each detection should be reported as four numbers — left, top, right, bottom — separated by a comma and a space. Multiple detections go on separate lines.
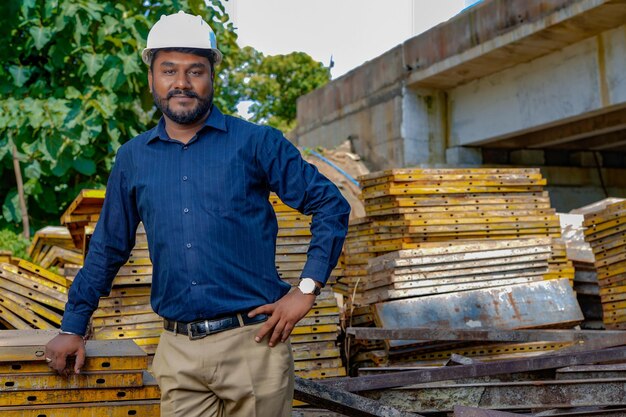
163, 313, 268, 340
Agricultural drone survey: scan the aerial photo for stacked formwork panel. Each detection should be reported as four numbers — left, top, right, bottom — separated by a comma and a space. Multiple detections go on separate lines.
269, 195, 346, 379
61, 190, 160, 354
583, 200, 626, 329
0, 330, 159, 416
335, 168, 580, 369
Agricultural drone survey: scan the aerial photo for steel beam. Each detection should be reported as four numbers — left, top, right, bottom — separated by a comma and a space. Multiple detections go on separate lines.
320, 346, 626, 392
294, 376, 421, 417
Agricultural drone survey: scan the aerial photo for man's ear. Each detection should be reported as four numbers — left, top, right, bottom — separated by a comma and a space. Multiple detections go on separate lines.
148, 68, 153, 91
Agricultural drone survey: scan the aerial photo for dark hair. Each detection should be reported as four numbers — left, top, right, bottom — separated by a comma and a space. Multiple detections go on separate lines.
150, 47, 215, 76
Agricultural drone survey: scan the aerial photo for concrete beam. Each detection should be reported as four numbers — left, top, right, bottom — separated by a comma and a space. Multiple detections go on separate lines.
449, 24, 626, 148
406, 0, 626, 89
481, 106, 626, 149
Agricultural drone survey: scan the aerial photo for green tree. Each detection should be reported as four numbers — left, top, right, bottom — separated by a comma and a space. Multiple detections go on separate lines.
0, 0, 241, 231
0, 0, 330, 232
244, 51, 330, 132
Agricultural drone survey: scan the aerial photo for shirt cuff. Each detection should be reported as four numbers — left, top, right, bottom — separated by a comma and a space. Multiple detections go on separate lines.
301, 257, 333, 286
60, 311, 89, 337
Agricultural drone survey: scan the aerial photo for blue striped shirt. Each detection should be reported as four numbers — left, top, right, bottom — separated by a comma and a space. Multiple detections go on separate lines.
61, 107, 350, 335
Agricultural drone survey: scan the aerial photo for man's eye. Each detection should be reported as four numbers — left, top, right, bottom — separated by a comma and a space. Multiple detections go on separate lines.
189, 71, 201, 76
163, 70, 175, 75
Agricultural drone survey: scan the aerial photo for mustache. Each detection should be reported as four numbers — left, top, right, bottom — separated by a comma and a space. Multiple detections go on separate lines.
167, 89, 199, 99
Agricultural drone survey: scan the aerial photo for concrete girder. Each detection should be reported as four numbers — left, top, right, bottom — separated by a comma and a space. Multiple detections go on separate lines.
406, 0, 626, 90
476, 106, 626, 150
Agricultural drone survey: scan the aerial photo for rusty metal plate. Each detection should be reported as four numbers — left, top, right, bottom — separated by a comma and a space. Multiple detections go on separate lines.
294, 358, 343, 372
359, 275, 543, 305
364, 192, 549, 205
0, 373, 158, 406
373, 279, 583, 349
291, 333, 340, 344
360, 267, 549, 292
0, 399, 160, 416
368, 245, 552, 273
295, 367, 346, 379
0, 370, 143, 391
358, 168, 542, 182
0, 277, 65, 311
360, 173, 545, 187
91, 312, 160, 328
362, 185, 546, 199
92, 304, 154, 318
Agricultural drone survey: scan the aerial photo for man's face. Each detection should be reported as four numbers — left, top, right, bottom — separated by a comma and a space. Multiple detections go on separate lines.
149, 50, 214, 125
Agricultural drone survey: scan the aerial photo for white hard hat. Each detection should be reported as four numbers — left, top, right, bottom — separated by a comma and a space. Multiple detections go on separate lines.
142, 11, 223, 66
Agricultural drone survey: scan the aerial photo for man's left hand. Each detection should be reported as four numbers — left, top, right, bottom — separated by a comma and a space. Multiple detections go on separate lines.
248, 288, 317, 347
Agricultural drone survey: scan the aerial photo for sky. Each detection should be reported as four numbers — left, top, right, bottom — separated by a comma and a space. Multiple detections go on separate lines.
225, 0, 480, 79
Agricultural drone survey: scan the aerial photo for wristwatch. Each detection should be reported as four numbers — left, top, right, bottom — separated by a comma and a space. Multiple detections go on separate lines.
298, 278, 321, 296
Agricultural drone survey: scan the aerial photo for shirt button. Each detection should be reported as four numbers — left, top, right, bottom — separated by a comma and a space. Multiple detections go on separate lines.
182, 176, 188, 181
191, 281, 197, 286
183, 146, 188, 150
186, 243, 192, 248
183, 208, 189, 213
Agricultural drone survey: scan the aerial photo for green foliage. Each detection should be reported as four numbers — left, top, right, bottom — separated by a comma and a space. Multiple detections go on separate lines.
0, 0, 241, 230
0, 0, 330, 230
244, 51, 331, 132
0, 229, 31, 260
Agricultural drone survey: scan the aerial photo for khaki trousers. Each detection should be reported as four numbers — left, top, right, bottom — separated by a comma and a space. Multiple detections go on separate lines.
152, 322, 294, 417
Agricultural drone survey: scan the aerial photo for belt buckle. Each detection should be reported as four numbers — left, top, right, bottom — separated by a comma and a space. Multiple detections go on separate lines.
188, 320, 209, 340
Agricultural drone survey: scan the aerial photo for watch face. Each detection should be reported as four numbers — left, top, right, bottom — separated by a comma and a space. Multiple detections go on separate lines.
299, 279, 315, 294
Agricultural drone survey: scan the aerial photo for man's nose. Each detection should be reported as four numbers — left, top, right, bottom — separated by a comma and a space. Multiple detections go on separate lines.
173, 73, 191, 89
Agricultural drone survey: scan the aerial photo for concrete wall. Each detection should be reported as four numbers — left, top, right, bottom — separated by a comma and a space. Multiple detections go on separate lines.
449, 25, 626, 146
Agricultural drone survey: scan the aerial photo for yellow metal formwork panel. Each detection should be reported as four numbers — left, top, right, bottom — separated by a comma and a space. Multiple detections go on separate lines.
0, 400, 159, 417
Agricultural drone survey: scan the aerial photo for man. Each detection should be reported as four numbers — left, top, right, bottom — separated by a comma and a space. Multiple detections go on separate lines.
45, 11, 350, 417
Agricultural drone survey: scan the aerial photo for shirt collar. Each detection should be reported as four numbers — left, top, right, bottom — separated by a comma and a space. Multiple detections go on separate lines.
146, 105, 227, 144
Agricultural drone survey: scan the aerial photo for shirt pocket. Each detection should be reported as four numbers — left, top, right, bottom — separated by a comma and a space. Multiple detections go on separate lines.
200, 160, 248, 213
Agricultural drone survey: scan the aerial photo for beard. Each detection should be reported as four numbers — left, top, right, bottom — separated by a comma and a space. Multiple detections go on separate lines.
152, 86, 213, 125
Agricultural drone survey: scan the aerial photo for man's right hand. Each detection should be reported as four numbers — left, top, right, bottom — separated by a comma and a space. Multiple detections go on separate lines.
45, 334, 86, 375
